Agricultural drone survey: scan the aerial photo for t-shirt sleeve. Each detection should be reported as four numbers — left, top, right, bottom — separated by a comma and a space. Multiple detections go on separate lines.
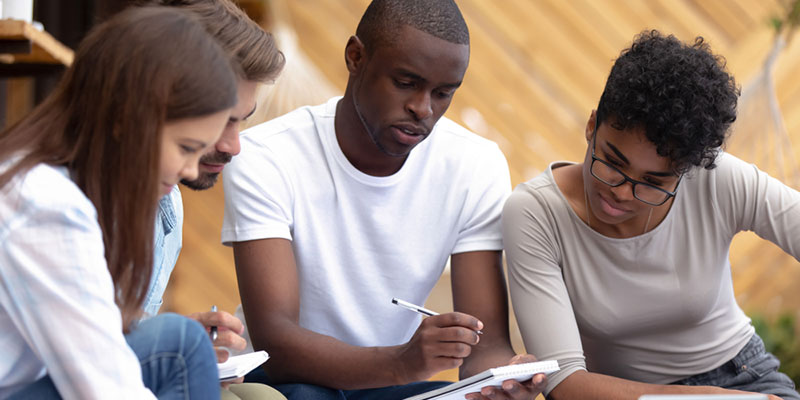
221, 135, 294, 246
0, 186, 155, 399
451, 144, 511, 254
712, 153, 800, 259
502, 185, 587, 395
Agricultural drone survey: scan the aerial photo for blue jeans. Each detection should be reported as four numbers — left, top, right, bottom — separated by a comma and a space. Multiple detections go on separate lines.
245, 367, 451, 400
672, 333, 800, 399
9, 313, 220, 400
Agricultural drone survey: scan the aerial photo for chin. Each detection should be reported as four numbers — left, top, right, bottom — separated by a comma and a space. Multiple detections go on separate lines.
180, 174, 218, 191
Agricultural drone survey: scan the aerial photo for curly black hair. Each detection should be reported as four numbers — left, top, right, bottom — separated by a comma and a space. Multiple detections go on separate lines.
596, 30, 739, 174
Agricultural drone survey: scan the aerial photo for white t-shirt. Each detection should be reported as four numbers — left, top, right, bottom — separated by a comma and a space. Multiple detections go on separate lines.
0, 163, 155, 399
222, 97, 511, 348
502, 153, 800, 395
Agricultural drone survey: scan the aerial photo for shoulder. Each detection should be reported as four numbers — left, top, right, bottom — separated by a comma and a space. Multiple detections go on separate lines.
0, 163, 97, 231
710, 151, 757, 178
505, 166, 565, 216
239, 100, 334, 148
515, 164, 566, 198
429, 117, 507, 168
433, 117, 502, 151
684, 151, 758, 190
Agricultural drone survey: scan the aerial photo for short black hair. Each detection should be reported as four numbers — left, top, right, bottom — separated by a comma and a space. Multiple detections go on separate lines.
355, 0, 469, 54
596, 30, 739, 174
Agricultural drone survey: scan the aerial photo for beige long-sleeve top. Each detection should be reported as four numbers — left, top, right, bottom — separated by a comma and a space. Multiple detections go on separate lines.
502, 152, 800, 396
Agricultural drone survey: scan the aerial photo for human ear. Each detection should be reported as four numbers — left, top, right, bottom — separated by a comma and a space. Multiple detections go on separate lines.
344, 35, 366, 75
585, 110, 597, 142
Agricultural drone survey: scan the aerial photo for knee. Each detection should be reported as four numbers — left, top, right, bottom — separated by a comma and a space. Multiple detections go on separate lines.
139, 313, 211, 355
166, 313, 211, 354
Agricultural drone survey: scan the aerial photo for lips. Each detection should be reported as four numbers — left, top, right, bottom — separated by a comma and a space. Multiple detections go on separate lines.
200, 163, 225, 174
391, 124, 428, 146
598, 193, 631, 218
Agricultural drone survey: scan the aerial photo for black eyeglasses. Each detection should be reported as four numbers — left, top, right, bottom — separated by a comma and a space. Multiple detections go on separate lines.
589, 132, 681, 206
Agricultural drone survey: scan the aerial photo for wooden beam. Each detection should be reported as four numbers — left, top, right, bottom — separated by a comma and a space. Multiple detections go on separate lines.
0, 20, 74, 66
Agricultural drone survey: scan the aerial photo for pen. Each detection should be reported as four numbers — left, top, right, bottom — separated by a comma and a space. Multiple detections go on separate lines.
210, 305, 218, 342
391, 297, 483, 335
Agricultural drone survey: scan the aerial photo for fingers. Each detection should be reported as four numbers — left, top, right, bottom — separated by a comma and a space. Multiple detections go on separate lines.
186, 309, 248, 364
220, 376, 244, 390
213, 328, 247, 352
397, 312, 485, 382
216, 347, 231, 363
463, 378, 543, 400
188, 310, 245, 335
463, 354, 547, 400
509, 353, 538, 365
427, 312, 484, 334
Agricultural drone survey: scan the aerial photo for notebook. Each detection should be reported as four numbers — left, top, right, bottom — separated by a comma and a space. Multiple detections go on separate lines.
404, 360, 560, 400
218, 350, 269, 382
639, 395, 769, 399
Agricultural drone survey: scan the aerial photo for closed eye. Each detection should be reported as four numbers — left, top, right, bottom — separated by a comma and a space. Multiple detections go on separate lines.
435, 88, 455, 99
393, 78, 415, 89
643, 177, 664, 187
180, 144, 199, 154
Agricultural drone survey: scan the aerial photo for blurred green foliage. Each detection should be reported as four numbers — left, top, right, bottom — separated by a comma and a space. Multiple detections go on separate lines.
751, 313, 800, 386
771, 0, 800, 37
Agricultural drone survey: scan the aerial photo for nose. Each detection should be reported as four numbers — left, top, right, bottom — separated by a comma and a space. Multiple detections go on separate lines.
215, 125, 241, 156
609, 180, 635, 201
181, 159, 200, 182
406, 91, 433, 121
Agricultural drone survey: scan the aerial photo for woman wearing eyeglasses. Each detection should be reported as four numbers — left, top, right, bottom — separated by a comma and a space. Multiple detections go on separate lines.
502, 30, 800, 400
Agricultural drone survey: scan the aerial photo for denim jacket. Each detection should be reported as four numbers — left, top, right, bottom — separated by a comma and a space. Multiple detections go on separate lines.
143, 186, 183, 318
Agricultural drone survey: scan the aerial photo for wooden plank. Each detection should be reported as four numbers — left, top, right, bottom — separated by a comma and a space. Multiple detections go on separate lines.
169, 0, 800, 324
686, 0, 751, 41
644, 0, 733, 50
0, 20, 73, 65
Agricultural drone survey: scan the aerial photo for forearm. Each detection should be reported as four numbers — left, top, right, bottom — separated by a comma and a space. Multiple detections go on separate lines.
451, 250, 517, 380
252, 315, 406, 389
459, 337, 517, 379
549, 370, 753, 400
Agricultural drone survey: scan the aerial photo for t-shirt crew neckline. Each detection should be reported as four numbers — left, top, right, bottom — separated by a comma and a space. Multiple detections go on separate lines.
322, 97, 422, 187
546, 161, 678, 242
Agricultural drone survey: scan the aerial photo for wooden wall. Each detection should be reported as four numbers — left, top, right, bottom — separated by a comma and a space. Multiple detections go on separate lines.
170, 0, 800, 344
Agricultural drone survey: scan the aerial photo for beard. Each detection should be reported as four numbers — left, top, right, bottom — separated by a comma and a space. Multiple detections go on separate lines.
180, 151, 232, 191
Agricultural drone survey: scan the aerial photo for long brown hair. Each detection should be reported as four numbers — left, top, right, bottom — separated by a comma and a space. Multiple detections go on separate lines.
0, 7, 238, 330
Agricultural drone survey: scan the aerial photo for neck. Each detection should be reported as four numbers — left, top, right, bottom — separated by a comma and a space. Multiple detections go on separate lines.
334, 94, 406, 176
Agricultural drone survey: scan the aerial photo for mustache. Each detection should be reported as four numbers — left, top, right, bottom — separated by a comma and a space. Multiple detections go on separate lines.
200, 151, 232, 165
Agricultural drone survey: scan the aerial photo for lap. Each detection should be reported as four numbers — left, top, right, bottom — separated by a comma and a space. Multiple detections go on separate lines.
673, 333, 799, 400
269, 381, 451, 400
222, 383, 287, 400
245, 368, 451, 400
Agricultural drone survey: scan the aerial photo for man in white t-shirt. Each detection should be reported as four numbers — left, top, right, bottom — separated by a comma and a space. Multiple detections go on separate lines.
221, 1, 546, 399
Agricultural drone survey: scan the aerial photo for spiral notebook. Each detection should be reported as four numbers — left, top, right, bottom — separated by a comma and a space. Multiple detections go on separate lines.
404, 360, 560, 400
218, 350, 269, 382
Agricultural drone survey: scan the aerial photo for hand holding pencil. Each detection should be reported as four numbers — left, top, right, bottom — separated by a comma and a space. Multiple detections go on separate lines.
390, 297, 485, 382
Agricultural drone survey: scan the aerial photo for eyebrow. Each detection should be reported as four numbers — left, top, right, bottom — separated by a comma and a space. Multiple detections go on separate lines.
230, 103, 258, 123
396, 69, 463, 89
604, 142, 676, 177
